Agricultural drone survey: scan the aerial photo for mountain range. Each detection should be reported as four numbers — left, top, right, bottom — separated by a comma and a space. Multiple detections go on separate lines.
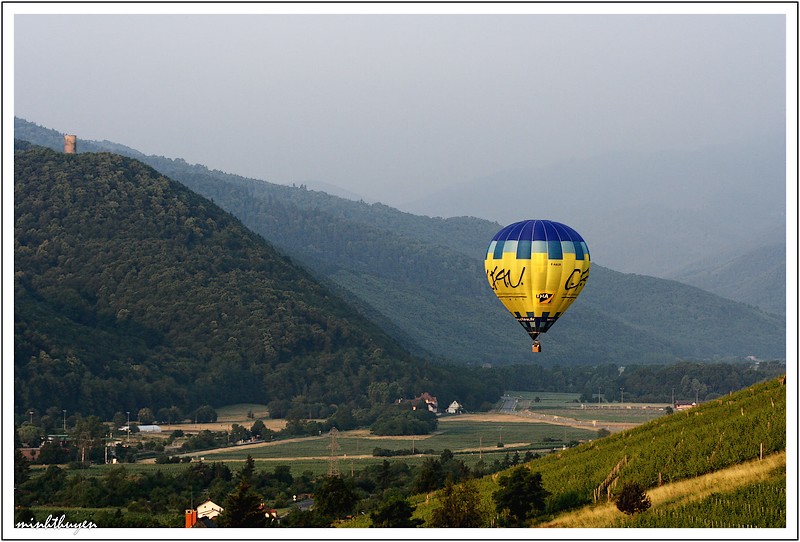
14, 118, 786, 370
400, 138, 786, 294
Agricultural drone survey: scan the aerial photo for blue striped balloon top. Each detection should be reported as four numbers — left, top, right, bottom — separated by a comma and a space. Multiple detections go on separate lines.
487, 220, 590, 261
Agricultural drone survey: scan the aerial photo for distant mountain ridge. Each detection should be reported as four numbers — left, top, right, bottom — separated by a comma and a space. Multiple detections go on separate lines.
399, 141, 786, 282
666, 241, 785, 317
14, 118, 785, 366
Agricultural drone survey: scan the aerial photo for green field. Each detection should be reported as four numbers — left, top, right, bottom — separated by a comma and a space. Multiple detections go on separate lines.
192, 417, 598, 462
507, 391, 582, 405
508, 390, 670, 424
213, 403, 270, 421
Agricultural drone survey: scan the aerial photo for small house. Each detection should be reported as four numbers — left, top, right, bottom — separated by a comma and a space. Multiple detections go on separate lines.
197, 499, 224, 520
410, 392, 438, 413
446, 401, 463, 415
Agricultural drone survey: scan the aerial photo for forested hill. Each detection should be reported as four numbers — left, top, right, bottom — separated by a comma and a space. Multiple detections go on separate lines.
14, 119, 786, 365
13, 146, 503, 418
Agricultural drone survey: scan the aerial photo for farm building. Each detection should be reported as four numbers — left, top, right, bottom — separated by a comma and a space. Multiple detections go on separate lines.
118, 425, 162, 433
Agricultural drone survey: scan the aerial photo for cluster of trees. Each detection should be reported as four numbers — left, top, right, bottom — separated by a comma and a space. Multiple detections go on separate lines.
495, 360, 785, 404
370, 404, 438, 436
14, 455, 316, 527
412, 465, 552, 528
14, 448, 519, 528
13, 146, 502, 422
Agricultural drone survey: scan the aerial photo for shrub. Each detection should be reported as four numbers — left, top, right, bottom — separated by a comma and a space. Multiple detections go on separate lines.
615, 481, 652, 515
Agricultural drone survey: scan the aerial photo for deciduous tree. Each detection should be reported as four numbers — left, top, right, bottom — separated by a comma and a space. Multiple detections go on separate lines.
429, 479, 489, 528
370, 493, 423, 528
493, 466, 549, 526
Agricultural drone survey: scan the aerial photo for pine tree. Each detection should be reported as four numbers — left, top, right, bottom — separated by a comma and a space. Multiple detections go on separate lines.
240, 455, 256, 483
216, 479, 266, 527
313, 475, 358, 519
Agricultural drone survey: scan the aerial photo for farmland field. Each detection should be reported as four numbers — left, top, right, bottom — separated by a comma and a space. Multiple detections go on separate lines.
157, 403, 287, 434
507, 390, 670, 425
80, 411, 603, 478
183, 414, 599, 462
93, 398, 669, 478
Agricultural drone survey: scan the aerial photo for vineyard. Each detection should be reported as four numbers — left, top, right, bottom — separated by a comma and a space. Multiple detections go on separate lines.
536, 377, 784, 500
618, 465, 786, 527
409, 376, 787, 527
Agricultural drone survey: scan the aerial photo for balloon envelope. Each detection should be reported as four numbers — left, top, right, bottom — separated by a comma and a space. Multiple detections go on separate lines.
485, 219, 590, 344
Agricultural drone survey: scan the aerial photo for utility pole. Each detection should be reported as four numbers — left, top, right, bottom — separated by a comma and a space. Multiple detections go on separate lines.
620, 387, 624, 404
63, 410, 67, 432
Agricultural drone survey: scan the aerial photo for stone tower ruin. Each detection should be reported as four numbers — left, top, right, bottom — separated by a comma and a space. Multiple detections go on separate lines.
64, 134, 77, 154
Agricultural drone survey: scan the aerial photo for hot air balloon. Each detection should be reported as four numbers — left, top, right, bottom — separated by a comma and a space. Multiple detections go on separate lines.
485, 220, 590, 352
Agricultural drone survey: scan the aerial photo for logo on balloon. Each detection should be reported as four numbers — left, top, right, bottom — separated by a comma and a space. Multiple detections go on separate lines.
487, 266, 525, 290
536, 292, 554, 303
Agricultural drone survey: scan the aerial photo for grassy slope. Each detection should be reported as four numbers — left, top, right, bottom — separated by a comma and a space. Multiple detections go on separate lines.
540, 451, 785, 528
406, 376, 787, 527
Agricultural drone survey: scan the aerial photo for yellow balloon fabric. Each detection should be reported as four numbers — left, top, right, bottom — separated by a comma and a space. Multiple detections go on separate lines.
485, 220, 590, 344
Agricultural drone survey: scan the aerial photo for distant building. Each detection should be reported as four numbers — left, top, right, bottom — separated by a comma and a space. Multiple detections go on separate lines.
674, 401, 697, 411
410, 392, 438, 413
446, 401, 463, 415
118, 424, 162, 433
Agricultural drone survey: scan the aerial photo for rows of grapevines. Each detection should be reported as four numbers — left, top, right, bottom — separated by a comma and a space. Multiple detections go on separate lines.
616, 470, 786, 527
530, 378, 785, 514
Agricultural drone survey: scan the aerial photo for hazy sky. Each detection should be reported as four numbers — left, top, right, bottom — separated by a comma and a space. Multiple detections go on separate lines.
8, 4, 793, 206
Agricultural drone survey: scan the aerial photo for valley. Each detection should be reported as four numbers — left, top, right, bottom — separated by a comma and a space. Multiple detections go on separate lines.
11, 123, 790, 532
